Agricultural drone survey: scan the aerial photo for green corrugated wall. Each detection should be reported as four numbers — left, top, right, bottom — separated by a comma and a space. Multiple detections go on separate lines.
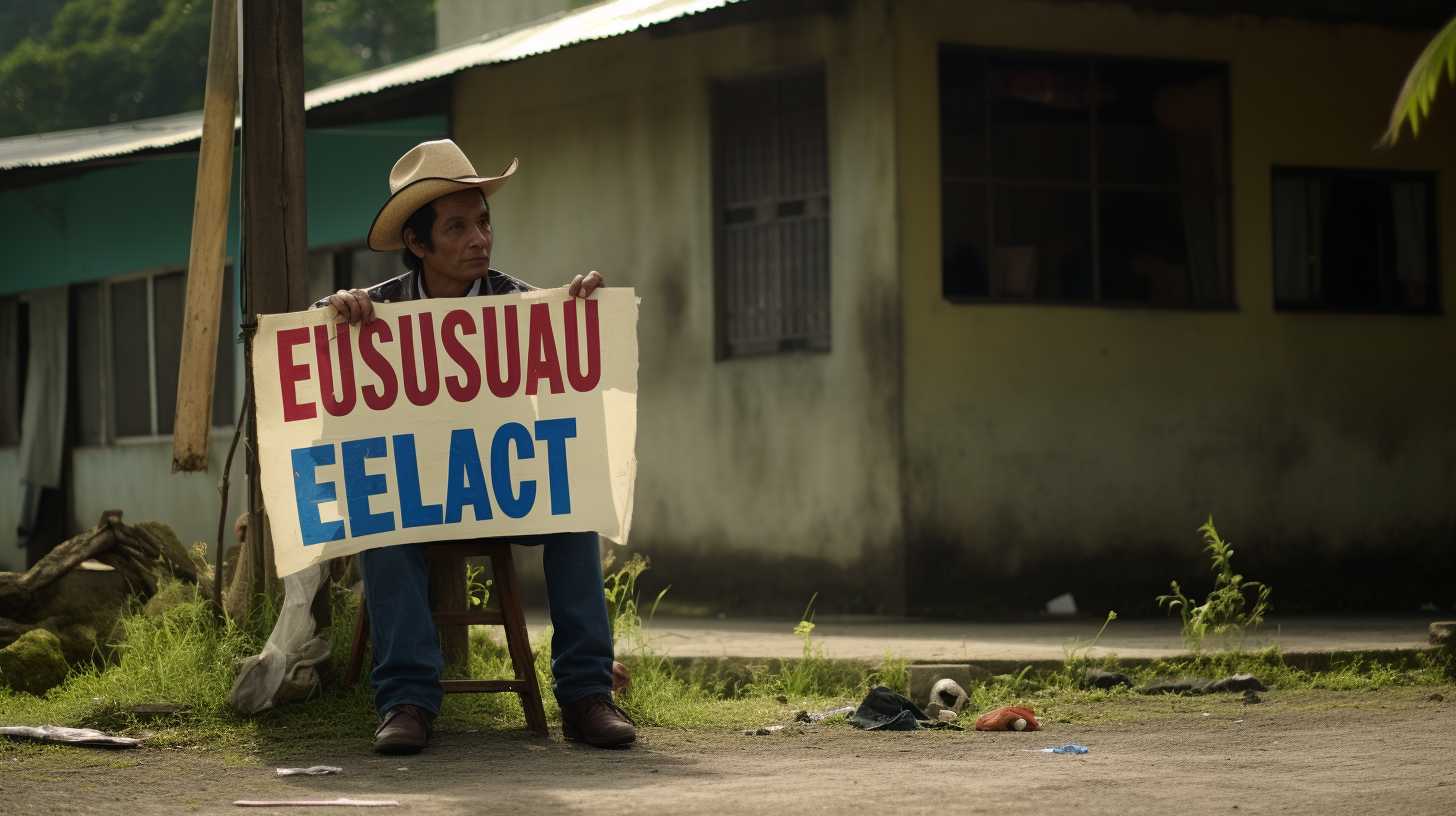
0, 115, 446, 296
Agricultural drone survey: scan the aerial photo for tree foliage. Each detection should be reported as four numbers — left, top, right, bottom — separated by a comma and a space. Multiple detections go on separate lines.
0, 0, 436, 138
0, 0, 70, 56
1382, 13, 1456, 146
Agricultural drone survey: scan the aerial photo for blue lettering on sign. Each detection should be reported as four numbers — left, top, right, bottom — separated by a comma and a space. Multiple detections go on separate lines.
292, 444, 345, 545
342, 436, 395, 537
444, 428, 493, 524
490, 422, 537, 519
392, 434, 443, 528
533, 418, 576, 515
291, 417, 582, 542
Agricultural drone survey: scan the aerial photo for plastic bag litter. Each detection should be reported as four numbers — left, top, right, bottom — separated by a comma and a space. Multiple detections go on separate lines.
229, 565, 331, 714
1040, 743, 1089, 754
0, 725, 140, 748
276, 766, 343, 776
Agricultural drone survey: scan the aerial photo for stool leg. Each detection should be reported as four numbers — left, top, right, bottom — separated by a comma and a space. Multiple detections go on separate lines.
493, 546, 549, 737
428, 553, 471, 669
343, 603, 370, 690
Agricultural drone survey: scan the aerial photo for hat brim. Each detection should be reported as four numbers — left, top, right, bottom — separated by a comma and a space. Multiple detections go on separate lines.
367, 158, 519, 251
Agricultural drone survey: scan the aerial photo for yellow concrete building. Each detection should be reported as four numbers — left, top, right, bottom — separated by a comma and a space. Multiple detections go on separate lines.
445, 0, 1454, 615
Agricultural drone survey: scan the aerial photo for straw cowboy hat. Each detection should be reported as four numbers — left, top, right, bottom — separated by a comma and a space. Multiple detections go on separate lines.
367, 139, 518, 251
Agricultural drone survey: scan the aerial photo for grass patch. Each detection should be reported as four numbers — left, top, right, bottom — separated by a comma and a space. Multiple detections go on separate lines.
0, 575, 897, 750
1, 568, 1448, 753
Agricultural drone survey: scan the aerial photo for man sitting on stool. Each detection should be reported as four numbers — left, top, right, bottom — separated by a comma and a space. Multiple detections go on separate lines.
319, 138, 634, 755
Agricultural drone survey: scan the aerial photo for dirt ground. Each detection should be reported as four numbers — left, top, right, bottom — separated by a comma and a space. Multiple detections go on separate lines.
3, 686, 1454, 815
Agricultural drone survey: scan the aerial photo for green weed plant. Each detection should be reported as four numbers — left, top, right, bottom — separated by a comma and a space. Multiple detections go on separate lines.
1157, 517, 1271, 652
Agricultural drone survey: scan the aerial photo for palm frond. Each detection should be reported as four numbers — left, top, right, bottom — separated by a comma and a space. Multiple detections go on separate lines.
1381, 14, 1456, 146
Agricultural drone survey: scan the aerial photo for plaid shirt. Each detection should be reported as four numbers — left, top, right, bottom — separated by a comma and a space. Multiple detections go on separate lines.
311, 267, 533, 309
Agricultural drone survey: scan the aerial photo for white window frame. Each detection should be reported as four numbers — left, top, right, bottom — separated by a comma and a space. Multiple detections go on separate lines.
92, 267, 241, 446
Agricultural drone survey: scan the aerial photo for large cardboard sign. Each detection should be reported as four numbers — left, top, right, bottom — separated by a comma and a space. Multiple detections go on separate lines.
253, 288, 638, 577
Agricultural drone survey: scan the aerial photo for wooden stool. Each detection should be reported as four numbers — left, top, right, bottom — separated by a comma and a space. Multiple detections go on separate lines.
343, 540, 548, 736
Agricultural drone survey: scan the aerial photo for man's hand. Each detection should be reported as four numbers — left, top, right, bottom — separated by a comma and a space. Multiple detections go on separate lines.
326, 288, 375, 324
568, 270, 605, 298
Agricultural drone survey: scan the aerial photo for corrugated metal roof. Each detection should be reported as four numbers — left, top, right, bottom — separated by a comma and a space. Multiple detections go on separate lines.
0, 110, 226, 171
0, 0, 743, 171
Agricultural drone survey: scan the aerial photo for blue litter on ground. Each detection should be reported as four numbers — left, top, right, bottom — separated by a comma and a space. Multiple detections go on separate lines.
1041, 743, 1089, 754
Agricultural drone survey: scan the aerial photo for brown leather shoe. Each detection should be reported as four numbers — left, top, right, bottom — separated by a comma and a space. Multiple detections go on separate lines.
561, 694, 636, 748
373, 704, 432, 755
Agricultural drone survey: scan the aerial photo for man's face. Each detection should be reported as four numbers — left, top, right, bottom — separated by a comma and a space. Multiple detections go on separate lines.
409, 188, 493, 284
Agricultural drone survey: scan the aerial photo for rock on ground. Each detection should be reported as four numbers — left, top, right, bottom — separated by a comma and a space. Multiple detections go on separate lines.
0, 627, 68, 695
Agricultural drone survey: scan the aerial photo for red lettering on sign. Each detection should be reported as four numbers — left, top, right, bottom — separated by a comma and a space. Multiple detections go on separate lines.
277, 327, 316, 421
525, 302, 565, 396
441, 309, 481, 402
399, 314, 441, 406
564, 299, 601, 393
483, 305, 521, 399
359, 320, 398, 411
313, 324, 357, 417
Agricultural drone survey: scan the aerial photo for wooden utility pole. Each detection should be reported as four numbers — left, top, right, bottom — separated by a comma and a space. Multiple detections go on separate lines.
171, 0, 238, 475
240, 0, 309, 612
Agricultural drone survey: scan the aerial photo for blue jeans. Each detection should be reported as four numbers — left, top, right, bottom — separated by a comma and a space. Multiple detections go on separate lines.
358, 531, 614, 717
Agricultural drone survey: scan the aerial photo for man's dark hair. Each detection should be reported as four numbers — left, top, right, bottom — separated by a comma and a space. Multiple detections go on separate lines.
400, 202, 436, 274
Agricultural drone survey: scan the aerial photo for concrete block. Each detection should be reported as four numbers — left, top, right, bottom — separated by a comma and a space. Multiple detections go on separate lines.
1431, 621, 1455, 647
908, 663, 992, 708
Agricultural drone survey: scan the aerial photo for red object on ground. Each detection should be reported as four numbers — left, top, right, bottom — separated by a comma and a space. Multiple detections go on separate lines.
974, 705, 1041, 731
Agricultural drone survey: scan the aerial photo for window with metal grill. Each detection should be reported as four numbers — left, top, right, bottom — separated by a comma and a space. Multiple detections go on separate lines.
713, 68, 831, 357
940, 46, 1232, 307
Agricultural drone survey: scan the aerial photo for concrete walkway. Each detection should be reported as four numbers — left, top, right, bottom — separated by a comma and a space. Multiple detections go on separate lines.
526, 614, 1442, 662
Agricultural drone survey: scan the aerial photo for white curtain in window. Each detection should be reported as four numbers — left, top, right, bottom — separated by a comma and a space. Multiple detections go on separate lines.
1273, 176, 1322, 303
18, 286, 68, 489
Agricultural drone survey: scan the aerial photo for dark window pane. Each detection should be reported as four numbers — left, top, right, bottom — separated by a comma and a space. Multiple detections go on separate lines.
153, 271, 185, 435
1100, 190, 1198, 305
992, 187, 1092, 300
72, 284, 104, 445
943, 181, 990, 297
940, 48, 988, 179
1097, 62, 1226, 187
213, 265, 236, 427
1273, 169, 1435, 312
111, 279, 151, 436
0, 296, 18, 446
1388, 180, 1432, 310
989, 56, 1090, 182
716, 80, 778, 208
1320, 177, 1411, 309
779, 73, 829, 200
